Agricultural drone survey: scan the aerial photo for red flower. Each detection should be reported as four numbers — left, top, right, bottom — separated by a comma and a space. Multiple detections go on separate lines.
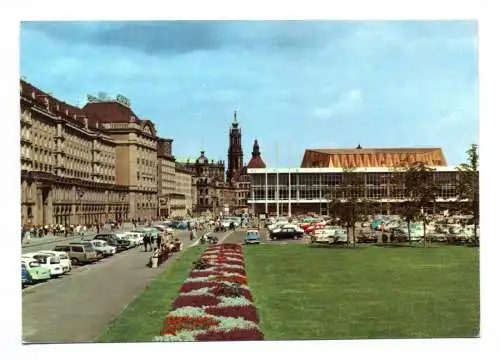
190, 270, 221, 278
171, 294, 221, 309
204, 305, 259, 323
214, 275, 247, 285
209, 284, 253, 301
218, 267, 246, 277
161, 315, 220, 335
195, 328, 264, 341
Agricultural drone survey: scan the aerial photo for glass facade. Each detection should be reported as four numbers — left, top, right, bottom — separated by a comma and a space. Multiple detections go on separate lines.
249, 169, 461, 202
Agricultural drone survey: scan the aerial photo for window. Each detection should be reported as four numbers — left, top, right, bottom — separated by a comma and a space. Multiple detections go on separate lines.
71, 246, 83, 253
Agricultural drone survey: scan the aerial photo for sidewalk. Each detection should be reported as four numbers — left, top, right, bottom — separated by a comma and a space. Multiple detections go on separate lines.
22, 231, 98, 248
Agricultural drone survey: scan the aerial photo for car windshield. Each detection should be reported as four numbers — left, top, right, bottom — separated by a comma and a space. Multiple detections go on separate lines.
58, 253, 68, 260
34, 255, 49, 262
29, 262, 40, 268
84, 245, 93, 252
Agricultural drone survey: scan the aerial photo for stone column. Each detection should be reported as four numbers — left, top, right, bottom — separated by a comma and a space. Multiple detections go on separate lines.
35, 186, 43, 225
70, 186, 77, 224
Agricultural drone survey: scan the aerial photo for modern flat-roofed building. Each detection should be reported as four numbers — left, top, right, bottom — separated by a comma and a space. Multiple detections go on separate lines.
247, 146, 463, 216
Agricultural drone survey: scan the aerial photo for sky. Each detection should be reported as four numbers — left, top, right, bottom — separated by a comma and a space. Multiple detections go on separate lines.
19, 20, 478, 167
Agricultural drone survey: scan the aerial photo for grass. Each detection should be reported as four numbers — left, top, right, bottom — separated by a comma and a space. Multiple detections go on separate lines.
96, 246, 206, 342
244, 244, 479, 340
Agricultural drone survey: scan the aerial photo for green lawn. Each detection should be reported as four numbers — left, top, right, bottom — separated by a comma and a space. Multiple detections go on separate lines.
96, 246, 206, 342
244, 244, 479, 340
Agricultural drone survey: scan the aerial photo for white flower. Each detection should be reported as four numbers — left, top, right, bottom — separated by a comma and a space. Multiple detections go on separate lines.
218, 295, 254, 307
153, 329, 206, 342
219, 263, 245, 270
183, 276, 212, 283
214, 316, 260, 331
168, 306, 208, 318
180, 287, 215, 296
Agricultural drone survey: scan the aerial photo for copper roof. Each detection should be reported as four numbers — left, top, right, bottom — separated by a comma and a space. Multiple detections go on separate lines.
20, 79, 88, 129
247, 139, 266, 169
301, 147, 447, 168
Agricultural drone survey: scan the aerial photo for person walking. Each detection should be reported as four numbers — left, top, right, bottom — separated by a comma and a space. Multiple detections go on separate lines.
143, 232, 150, 252
156, 232, 162, 250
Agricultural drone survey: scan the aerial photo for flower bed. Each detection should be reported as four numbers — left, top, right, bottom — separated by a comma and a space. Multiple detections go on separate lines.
154, 244, 264, 341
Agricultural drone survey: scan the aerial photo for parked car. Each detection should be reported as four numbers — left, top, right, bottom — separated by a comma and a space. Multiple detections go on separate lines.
123, 232, 144, 246
94, 233, 131, 252
84, 239, 116, 256
271, 224, 305, 235
21, 259, 51, 282
22, 252, 64, 277
115, 233, 135, 248
53, 244, 99, 266
245, 229, 261, 244
22, 263, 30, 286
269, 227, 304, 240
69, 239, 104, 259
39, 250, 72, 273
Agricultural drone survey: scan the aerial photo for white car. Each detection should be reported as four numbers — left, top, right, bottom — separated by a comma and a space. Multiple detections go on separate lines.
39, 250, 72, 273
124, 232, 144, 245
86, 239, 116, 256
22, 252, 64, 277
155, 225, 175, 234
115, 233, 135, 248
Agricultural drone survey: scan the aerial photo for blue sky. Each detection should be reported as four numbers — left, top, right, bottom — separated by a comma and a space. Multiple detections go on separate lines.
19, 21, 478, 167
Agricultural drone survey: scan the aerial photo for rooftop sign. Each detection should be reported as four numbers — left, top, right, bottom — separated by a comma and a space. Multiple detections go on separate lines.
86, 93, 131, 108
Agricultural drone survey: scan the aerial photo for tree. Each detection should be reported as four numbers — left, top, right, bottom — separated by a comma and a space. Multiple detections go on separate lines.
456, 144, 479, 245
328, 167, 367, 248
394, 161, 438, 246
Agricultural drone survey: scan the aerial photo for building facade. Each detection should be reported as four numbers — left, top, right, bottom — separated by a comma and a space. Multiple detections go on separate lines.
247, 147, 463, 216
157, 138, 176, 217
178, 150, 226, 215
20, 80, 189, 226
20, 81, 130, 226
170, 163, 194, 218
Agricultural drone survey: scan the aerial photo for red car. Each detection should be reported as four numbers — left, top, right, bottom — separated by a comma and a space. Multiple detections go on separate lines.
305, 223, 325, 234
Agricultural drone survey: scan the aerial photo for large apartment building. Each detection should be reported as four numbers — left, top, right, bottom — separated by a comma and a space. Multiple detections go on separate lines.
20, 80, 194, 226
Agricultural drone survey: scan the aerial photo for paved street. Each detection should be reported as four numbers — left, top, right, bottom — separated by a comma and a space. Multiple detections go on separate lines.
22, 228, 218, 343
222, 229, 310, 245
22, 233, 97, 254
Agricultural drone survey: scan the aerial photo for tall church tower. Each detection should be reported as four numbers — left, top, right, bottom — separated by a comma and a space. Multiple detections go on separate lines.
226, 110, 244, 183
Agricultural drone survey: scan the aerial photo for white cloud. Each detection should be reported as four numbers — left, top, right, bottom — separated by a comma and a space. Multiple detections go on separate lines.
312, 88, 363, 119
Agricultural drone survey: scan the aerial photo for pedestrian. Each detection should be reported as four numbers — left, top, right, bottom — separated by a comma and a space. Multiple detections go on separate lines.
144, 232, 150, 252
156, 232, 162, 249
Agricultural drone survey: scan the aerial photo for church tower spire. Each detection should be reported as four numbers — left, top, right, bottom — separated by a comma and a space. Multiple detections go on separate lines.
227, 110, 244, 183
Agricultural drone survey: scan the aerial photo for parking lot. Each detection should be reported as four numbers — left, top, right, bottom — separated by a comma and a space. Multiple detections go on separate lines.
22, 228, 205, 343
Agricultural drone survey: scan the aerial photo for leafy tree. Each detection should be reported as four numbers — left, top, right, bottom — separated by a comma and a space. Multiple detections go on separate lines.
394, 161, 438, 246
456, 144, 479, 245
329, 167, 368, 248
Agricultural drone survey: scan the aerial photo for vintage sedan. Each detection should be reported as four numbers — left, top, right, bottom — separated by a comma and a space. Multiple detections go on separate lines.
269, 227, 304, 240
39, 250, 72, 273
22, 263, 30, 286
245, 230, 261, 244
22, 252, 64, 277
21, 259, 51, 282
84, 239, 116, 256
